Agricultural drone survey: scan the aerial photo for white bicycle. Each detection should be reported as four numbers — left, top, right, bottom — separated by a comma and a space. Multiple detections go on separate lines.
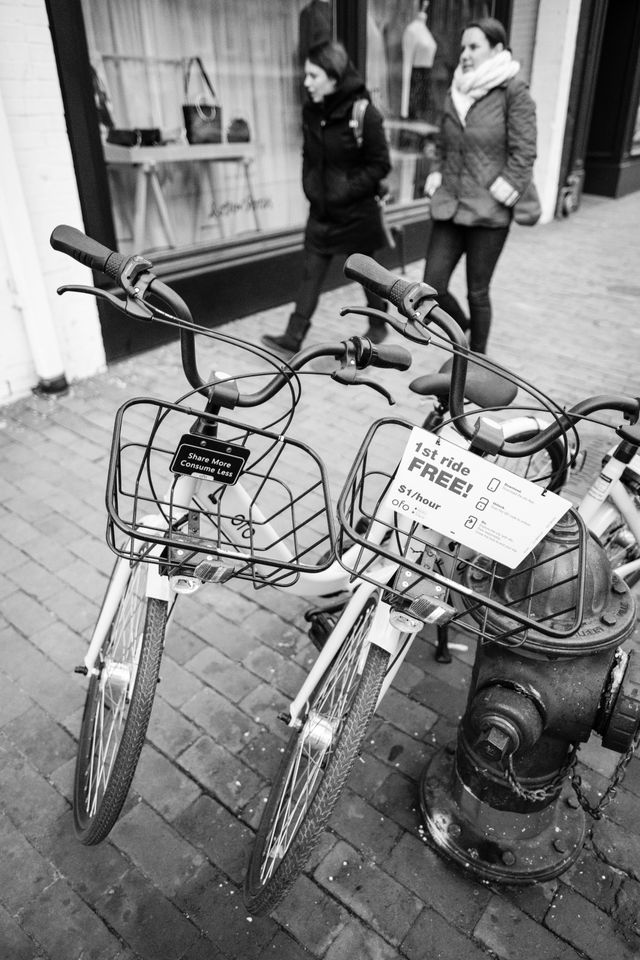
50, 230, 635, 920
576, 422, 640, 586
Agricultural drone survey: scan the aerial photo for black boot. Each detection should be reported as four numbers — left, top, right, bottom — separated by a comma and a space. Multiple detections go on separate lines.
262, 313, 310, 357
364, 316, 388, 344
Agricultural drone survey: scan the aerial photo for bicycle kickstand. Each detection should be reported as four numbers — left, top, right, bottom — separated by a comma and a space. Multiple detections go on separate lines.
435, 623, 452, 663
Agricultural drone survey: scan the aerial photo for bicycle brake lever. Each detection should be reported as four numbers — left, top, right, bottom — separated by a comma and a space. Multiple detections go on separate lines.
340, 305, 408, 337
330, 368, 395, 405
56, 283, 154, 321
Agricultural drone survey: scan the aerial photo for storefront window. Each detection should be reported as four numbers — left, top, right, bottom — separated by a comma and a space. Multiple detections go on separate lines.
366, 0, 497, 205
82, 0, 332, 255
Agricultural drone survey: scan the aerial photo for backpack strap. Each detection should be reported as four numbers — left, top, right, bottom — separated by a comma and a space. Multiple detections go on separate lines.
350, 98, 368, 148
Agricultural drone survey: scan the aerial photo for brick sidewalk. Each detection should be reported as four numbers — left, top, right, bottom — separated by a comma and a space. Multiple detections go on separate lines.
2, 192, 640, 959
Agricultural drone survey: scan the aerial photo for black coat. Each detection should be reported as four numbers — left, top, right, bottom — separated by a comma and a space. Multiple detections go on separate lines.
302, 71, 391, 255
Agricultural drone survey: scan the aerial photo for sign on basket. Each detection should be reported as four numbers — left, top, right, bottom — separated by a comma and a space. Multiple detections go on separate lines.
381, 426, 571, 568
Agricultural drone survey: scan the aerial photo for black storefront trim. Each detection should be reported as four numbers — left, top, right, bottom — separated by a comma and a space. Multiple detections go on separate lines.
45, 0, 433, 361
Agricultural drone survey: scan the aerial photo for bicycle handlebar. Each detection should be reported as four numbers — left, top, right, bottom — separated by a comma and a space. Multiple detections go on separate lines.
344, 254, 640, 456
50, 224, 127, 280
50, 226, 413, 405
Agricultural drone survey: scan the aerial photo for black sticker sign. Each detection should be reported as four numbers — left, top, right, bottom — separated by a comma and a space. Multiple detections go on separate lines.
170, 434, 249, 485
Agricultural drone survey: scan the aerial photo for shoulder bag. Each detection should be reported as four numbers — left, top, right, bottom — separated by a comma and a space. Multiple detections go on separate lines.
183, 56, 223, 144
351, 99, 396, 249
513, 180, 542, 226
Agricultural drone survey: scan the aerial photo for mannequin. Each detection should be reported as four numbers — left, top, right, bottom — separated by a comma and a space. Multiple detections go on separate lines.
400, 1, 437, 119
366, 8, 389, 114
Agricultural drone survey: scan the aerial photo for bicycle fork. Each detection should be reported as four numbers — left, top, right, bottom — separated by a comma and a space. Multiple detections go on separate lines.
81, 522, 174, 676
82, 473, 203, 675
284, 575, 419, 728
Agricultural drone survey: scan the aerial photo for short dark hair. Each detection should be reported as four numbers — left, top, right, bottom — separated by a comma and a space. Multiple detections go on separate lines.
306, 40, 349, 83
465, 17, 508, 49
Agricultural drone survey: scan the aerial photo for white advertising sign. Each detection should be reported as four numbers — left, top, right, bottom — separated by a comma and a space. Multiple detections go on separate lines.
381, 427, 571, 568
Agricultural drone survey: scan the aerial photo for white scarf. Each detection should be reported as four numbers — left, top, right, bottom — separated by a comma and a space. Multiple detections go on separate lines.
450, 50, 520, 125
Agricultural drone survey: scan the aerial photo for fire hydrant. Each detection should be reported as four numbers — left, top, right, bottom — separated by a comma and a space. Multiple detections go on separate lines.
420, 515, 639, 883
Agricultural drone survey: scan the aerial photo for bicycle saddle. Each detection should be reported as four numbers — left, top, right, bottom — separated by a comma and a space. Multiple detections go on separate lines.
409, 357, 518, 409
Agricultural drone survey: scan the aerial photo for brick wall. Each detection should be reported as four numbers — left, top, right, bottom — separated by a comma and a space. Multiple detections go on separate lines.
0, 0, 105, 404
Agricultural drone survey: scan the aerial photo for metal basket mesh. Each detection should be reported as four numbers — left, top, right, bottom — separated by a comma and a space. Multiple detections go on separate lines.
106, 398, 336, 585
337, 418, 586, 643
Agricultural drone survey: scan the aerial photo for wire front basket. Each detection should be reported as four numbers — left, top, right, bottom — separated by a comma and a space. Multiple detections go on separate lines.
106, 398, 336, 586
337, 418, 587, 645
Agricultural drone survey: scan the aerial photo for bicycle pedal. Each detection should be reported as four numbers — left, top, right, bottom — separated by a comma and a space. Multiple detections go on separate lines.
307, 612, 338, 652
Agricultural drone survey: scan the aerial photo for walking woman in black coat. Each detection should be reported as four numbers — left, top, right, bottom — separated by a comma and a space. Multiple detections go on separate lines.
262, 41, 392, 357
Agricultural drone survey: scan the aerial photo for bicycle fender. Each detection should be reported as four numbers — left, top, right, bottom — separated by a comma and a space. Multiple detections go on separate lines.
367, 599, 412, 655
145, 562, 171, 601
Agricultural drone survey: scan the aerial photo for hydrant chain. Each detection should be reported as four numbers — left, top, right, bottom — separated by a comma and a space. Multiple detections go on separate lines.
570, 726, 640, 819
504, 747, 578, 804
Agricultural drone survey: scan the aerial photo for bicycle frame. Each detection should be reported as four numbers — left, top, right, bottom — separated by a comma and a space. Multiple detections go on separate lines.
578, 443, 640, 581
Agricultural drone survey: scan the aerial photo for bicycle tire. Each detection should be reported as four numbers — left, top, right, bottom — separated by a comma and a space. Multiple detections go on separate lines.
488, 425, 568, 492
73, 557, 168, 844
244, 594, 388, 916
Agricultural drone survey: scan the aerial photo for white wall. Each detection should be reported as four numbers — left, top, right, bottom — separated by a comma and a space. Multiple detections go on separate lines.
0, 0, 105, 404
528, 0, 582, 223
509, 0, 540, 84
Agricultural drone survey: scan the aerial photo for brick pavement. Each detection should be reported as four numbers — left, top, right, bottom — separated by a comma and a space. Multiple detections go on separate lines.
1, 191, 640, 959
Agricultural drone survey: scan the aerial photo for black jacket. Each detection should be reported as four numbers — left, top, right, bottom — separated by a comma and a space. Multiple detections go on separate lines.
302, 68, 391, 255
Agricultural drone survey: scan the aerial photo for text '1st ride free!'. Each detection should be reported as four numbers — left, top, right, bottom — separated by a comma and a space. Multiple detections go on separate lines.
382, 427, 571, 568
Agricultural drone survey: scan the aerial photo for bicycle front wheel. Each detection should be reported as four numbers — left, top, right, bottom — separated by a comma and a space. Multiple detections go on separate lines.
244, 593, 388, 916
73, 556, 168, 844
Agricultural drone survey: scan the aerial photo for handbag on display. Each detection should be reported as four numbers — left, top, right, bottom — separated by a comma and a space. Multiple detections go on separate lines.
182, 56, 223, 144
513, 180, 542, 226
106, 127, 162, 147
227, 117, 251, 143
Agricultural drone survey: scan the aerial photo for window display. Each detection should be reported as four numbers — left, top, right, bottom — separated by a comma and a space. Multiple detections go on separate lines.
82, 0, 321, 255
366, 0, 497, 204
80, 0, 502, 258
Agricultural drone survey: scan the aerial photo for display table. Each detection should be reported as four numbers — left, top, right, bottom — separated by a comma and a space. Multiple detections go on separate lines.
384, 118, 439, 138
384, 119, 439, 204
103, 141, 260, 250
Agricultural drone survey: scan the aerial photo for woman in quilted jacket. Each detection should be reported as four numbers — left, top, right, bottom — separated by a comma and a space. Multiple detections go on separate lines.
423, 17, 537, 354
262, 40, 391, 357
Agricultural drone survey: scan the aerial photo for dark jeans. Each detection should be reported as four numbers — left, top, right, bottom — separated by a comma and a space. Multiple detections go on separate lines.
295, 249, 387, 323
423, 220, 510, 353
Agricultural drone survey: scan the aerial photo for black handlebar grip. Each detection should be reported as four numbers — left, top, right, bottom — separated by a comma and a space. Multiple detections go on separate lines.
50, 224, 127, 283
344, 253, 417, 312
370, 344, 412, 371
